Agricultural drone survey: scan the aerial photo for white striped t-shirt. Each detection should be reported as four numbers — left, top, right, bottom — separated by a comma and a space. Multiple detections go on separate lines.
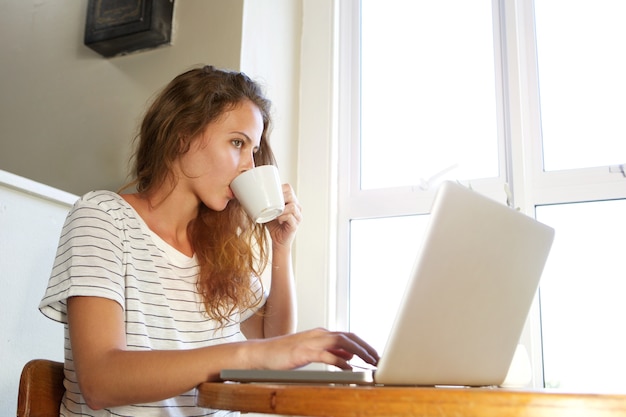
39, 190, 264, 417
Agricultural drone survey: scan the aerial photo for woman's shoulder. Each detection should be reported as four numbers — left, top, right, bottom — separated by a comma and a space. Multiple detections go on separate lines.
73, 190, 128, 209
79, 189, 124, 205
71, 190, 136, 222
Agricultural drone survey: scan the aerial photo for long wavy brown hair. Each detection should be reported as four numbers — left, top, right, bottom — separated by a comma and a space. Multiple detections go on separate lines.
121, 65, 276, 325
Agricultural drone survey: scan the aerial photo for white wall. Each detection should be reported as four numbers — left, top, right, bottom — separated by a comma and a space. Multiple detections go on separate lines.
0, 171, 77, 414
293, 0, 337, 332
240, 0, 302, 188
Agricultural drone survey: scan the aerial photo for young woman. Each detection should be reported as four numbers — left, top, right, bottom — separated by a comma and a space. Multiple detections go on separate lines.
39, 65, 378, 417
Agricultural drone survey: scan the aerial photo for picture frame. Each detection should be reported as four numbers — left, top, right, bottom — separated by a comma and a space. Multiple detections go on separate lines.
84, 0, 174, 58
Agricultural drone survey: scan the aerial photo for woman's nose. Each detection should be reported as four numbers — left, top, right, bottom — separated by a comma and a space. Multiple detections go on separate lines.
241, 152, 255, 171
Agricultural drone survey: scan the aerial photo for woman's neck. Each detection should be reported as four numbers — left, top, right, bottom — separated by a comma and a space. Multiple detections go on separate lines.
122, 190, 198, 257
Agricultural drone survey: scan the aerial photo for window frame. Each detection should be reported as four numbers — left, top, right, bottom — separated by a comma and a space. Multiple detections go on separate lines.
333, 0, 626, 388
336, 0, 511, 330
336, 0, 511, 329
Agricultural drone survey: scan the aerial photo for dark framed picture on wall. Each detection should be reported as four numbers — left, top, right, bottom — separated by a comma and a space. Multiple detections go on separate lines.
84, 0, 174, 58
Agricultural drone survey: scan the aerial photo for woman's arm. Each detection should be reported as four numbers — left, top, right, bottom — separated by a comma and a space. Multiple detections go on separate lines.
67, 296, 249, 409
241, 243, 297, 339
242, 183, 301, 339
68, 296, 378, 410
263, 242, 297, 336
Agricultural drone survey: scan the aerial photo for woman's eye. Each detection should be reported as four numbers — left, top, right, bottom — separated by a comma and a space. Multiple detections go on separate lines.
232, 139, 244, 148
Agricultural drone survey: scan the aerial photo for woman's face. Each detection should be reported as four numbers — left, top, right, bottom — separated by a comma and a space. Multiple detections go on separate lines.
176, 99, 264, 212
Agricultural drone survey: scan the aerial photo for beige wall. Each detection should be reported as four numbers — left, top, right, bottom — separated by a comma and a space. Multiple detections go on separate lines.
0, 1, 307, 412
0, 0, 246, 195
0, 0, 317, 324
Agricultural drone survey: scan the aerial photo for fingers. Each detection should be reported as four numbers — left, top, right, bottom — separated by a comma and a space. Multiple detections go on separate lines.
259, 328, 379, 372
317, 349, 354, 370
324, 330, 379, 367
267, 184, 302, 248
277, 184, 302, 226
341, 332, 380, 365
301, 328, 379, 370
327, 348, 355, 361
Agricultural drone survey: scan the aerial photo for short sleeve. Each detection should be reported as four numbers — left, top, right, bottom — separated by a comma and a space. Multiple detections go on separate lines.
39, 195, 126, 323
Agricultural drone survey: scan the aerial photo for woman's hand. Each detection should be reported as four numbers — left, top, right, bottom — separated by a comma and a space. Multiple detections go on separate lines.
266, 184, 302, 249
248, 328, 380, 371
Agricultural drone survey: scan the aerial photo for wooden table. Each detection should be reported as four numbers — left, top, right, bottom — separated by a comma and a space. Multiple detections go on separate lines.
196, 382, 626, 417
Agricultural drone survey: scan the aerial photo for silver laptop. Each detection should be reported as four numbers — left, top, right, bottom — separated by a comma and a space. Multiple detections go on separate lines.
221, 181, 555, 386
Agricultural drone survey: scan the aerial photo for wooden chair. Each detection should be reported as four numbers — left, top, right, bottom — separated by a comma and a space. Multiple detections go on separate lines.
17, 359, 65, 417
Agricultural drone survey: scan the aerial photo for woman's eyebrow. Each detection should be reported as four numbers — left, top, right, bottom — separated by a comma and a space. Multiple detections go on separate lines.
233, 131, 261, 148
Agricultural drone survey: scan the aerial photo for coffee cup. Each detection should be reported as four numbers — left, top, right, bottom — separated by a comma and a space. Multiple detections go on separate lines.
230, 165, 285, 223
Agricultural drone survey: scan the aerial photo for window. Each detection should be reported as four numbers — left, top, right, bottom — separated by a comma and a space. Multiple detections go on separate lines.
337, 0, 626, 391
536, 200, 626, 390
534, 0, 626, 172
359, 1, 500, 190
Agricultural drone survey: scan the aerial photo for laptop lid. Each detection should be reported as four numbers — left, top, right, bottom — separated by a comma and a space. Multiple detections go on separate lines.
221, 181, 554, 386
373, 181, 554, 386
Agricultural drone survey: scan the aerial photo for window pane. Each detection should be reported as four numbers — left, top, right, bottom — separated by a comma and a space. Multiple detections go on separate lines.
360, 0, 499, 190
349, 215, 430, 354
536, 200, 626, 391
535, 0, 626, 171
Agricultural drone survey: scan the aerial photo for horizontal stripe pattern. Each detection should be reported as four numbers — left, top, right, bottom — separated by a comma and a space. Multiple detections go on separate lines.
39, 190, 263, 417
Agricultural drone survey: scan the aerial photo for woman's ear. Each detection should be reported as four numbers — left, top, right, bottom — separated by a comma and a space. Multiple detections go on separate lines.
178, 134, 192, 155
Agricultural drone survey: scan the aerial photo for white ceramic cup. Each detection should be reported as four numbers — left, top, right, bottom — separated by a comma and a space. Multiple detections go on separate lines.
230, 165, 285, 223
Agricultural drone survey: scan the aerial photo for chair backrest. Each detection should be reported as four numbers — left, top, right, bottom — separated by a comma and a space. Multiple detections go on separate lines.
17, 359, 65, 417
